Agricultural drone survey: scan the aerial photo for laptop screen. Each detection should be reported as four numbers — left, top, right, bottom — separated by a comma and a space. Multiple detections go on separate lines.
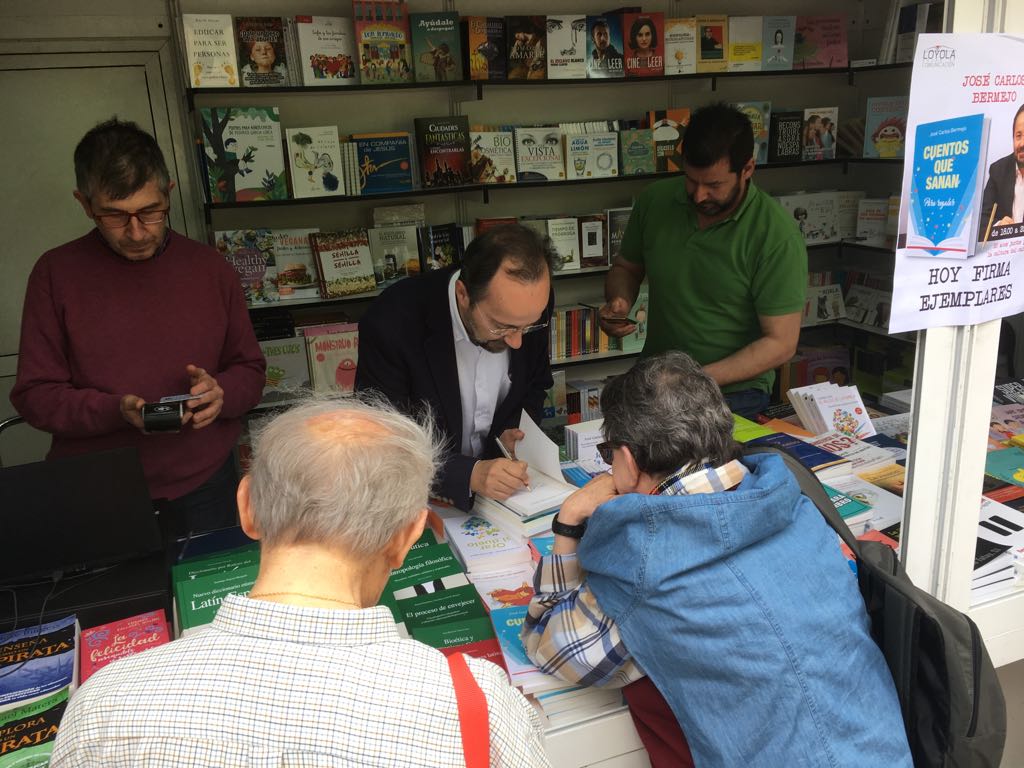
0, 447, 162, 584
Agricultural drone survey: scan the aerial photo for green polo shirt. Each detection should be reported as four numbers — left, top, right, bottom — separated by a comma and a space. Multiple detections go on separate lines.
620, 178, 807, 394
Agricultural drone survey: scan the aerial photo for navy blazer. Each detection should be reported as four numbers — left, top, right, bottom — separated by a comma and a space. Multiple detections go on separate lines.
980, 153, 1020, 238
355, 266, 554, 510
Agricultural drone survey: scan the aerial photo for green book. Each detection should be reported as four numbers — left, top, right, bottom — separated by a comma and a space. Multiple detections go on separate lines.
410, 616, 497, 649
174, 565, 258, 635
171, 545, 260, 586
385, 542, 463, 593
619, 128, 655, 174
408, 528, 439, 551
0, 687, 68, 768
822, 483, 872, 520
732, 413, 774, 442
397, 583, 487, 632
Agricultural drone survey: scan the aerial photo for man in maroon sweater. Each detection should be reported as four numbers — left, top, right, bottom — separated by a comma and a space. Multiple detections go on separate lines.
10, 118, 265, 535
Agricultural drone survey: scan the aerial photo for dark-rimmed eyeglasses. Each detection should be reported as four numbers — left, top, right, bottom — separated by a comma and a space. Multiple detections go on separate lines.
596, 441, 618, 465
93, 209, 169, 229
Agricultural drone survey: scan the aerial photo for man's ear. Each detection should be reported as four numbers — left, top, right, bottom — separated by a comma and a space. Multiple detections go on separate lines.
72, 190, 93, 219
454, 278, 471, 309
384, 508, 428, 569
237, 475, 261, 541
740, 157, 755, 183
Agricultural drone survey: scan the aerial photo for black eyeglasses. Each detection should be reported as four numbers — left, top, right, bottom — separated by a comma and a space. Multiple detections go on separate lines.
596, 441, 618, 465
93, 209, 169, 229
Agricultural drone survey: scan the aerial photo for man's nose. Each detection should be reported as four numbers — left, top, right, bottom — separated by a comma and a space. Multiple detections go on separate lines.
504, 331, 524, 350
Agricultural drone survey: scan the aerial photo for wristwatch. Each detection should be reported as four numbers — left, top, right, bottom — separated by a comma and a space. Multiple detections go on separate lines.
551, 514, 587, 539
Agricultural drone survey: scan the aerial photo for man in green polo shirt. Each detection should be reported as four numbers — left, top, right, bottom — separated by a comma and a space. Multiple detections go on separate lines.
601, 102, 806, 418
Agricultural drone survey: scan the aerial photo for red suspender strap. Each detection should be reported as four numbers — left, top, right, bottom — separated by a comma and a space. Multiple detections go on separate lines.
447, 652, 491, 768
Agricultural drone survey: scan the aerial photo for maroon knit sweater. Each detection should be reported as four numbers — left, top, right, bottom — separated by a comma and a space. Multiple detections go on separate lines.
11, 229, 265, 500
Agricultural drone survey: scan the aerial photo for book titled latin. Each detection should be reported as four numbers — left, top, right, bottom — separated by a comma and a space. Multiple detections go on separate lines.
79, 610, 170, 684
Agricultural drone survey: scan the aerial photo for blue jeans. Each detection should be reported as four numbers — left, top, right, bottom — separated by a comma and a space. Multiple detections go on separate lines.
723, 388, 770, 420
155, 455, 239, 538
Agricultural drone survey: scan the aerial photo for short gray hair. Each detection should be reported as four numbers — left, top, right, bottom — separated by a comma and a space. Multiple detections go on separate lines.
247, 394, 442, 555
601, 351, 740, 475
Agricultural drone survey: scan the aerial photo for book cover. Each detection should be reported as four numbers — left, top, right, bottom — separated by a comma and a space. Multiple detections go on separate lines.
727, 15, 763, 72
844, 284, 892, 328
586, 15, 625, 79
623, 12, 665, 78
463, 16, 506, 81
0, 688, 68, 767
648, 108, 690, 173
294, 16, 359, 86
414, 115, 471, 188
663, 17, 697, 75
417, 223, 464, 272
514, 126, 565, 182
310, 229, 376, 298
994, 379, 1024, 407
903, 113, 988, 259
747, 431, 852, 481
489, 605, 535, 676
696, 14, 728, 74
855, 198, 890, 246
732, 101, 771, 165
470, 130, 517, 183
564, 132, 618, 179
175, 566, 258, 635
367, 225, 416, 286
0, 615, 77, 711
821, 482, 873, 521
353, 1, 414, 84
506, 15, 547, 80
777, 191, 838, 245
386, 542, 464, 597
803, 284, 846, 326
272, 228, 321, 300
410, 11, 462, 82
768, 109, 804, 163
442, 515, 532, 575
803, 106, 838, 160
858, 462, 906, 497
303, 322, 359, 394
836, 189, 866, 239
286, 127, 344, 198
827, 475, 905, 533
606, 206, 632, 261
200, 106, 287, 203
235, 16, 289, 87
547, 217, 581, 271
182, 14, 238, 88
806, 430, 892, 472
351, 132, 414, 194
412, 617, 504, 672
762, 15, 796, 70
258, 337, 311, 403
214, 229, 278, 304
619, 128, 655, 174
468, 564, 537, 611
397, 583, 487, 632
863, 433, 908, 465
80, 610, 169, 684
546, 15, 587, 79
171, 545, 260, 585
794, 15, 848, 69
619, 286, 649, 353
863, 95, 909, 159
578, 213, 607, 268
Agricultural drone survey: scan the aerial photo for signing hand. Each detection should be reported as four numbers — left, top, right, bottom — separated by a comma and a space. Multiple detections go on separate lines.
120, 394, 146, 431
558, 473, 619, 526
498, 428, 525, 459
471, 458, 531, 500
598, 297, 638, 338
183, 364, 224, 430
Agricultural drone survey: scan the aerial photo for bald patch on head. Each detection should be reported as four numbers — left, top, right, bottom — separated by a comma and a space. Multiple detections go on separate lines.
305, 411, 392, 441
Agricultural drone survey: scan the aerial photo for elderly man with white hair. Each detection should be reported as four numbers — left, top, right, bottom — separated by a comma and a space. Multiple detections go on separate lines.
52, 396, 550, 768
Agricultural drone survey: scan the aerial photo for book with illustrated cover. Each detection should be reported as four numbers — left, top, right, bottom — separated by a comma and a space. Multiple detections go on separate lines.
470, 130, 517, 183
0, 688, 69, 767
410, 12, 462, 82
845, 284, 892, 328
806, 431, 894, 474
762, 15, 796, 70
351, 132, 414, 194
777, 191, 838, 244
622, 12, 664, 78
696, 14, 728, 73
200, 106, 287, 203
258, 337, 311, 404
235, 16, 289, 87
546, 14, 587, 79
619, 128, 655, 174
468, 565, 537, 611
578, 213, 607, 268
794, 15, 848, 69
80, 610, 169, 684
414, 116, 471, 188
802, 284, 846, 327
663, 17, 696, 75
463, 16, 506, 81
855, 198, 889, 245
286, 127, 344, 198
214, 229, 278, 304
272, 228, 321, 300
442, 515, 532, 575
648, 108, 690, 173
367, 225, 416, 285
863, 95, 909, 159
0, 615, 78, 712
182, 14, 238, 88
294, 16, 359, 86
858, 462, 906, 497
768, 109, 804, 163
506, 15, 547, 80
803, 106, 838, 160
727, 15, 763, 72
418, 223, 464, 272
304, 322, 359, 394
564, 132, 618, 179
732, 101, 771, 164
586, 15, 625, 79
353, 1, 414, 84
547, 218, 581, 271
514, 126, 565, 182
310, 229, 376, 299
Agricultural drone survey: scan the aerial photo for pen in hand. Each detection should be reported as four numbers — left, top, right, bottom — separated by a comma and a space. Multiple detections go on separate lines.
495, 436, 531, 491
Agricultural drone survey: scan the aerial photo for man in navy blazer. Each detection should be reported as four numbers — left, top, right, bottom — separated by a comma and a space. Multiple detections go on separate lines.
979, 104, 1024, 239
356, 224, 555, 510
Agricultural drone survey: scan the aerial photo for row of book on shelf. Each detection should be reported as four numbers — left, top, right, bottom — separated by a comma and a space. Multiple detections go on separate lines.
200, 93, 909, 204
184, 7, 858, 92
775, 188, 901, 250
801, 270, 894, 331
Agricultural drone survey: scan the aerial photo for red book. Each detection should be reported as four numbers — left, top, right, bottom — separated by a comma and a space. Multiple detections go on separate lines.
623, 12, 665, 77
439, 638, 508, 675
80, 610, 170, 683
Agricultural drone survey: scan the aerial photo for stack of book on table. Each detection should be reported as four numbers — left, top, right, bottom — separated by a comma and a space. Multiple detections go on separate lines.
172, 543, 260, 637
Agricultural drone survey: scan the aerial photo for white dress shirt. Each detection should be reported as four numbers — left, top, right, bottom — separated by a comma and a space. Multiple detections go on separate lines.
52, 595, 550, 767
449, 271, 512, 457
1013, 167, 1024, 223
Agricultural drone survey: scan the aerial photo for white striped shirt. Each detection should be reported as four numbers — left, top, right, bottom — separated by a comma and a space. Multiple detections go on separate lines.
52, 595, 550, 767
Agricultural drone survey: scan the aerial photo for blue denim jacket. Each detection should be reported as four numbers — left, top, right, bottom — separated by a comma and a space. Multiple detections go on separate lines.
580, 453, 913, 768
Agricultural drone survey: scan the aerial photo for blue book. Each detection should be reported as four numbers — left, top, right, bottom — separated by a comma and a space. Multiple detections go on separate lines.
745, 432, 851, 481
905, 113, 987, 259
985, 446, 1024, 488
0, 615, 77, 710
863, 433, 908, 466
350, 132, 414, 195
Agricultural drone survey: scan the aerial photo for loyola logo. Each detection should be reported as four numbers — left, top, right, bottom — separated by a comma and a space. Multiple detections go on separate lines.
921, 45, 956, 67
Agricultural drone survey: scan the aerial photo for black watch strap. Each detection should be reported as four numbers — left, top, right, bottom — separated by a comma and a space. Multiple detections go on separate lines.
551, 515, 587, 539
